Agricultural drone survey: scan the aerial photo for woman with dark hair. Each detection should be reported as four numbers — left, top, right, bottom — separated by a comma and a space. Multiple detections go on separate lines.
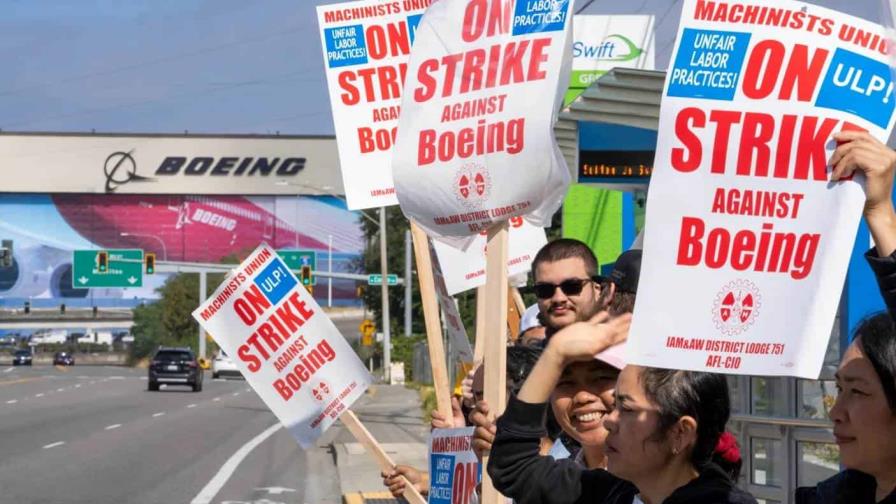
487, 313, 755, 504
795, 312, 896, 504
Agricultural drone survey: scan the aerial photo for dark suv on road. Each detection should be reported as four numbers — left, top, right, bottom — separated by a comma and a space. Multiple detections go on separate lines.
148, 347, 203, 392
53, 352, 75, 366
12, 349, 32, 366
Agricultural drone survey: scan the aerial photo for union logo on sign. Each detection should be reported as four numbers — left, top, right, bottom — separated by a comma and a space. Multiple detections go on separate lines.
453, 163, 491, 210
311, 380, 332, 403
712, 279, 761, 336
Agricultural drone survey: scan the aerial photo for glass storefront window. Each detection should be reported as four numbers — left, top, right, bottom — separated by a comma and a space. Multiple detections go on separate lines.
797, 442, 840, 487
798, 380, 837, 420
751, 377, 789, 417
728, 375, 745, 414
751, 438, 784, 487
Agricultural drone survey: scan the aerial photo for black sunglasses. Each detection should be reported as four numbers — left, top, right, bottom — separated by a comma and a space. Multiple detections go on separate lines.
533, 278, 595, 299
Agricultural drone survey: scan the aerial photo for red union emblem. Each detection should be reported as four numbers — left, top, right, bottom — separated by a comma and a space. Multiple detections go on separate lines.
311, 380, 332, 403
458, 175, 470, 199
474, 172, 486, 195
453, 163, 492, 210
712, 280, 762, 336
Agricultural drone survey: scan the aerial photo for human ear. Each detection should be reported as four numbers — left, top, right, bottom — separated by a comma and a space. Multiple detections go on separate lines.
671, 416, 698, 455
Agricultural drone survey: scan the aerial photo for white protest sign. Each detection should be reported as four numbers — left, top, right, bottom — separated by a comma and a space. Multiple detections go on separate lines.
428, 427, 480, 504
430, 243, 474, 363
192, 244, 372, 447
316, 0, 431, 210
431, 216, 547, 295
392, 0, 573, 242
566, 15, 655, 104
628, 0, 896, 378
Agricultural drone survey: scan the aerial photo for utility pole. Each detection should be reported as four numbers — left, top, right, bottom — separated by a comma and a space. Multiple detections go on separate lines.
328, 235, 333, 308
198, 270, 207, 359
404, 229, 412, 336
379, 207, 391, 383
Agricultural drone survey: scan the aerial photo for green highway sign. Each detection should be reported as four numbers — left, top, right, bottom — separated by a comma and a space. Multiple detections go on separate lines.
368, 274, 398, 286
278, 250, 317, 285
72, 249, 144, 288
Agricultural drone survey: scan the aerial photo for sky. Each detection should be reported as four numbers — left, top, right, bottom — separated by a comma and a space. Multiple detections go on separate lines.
0, 0, 888, 136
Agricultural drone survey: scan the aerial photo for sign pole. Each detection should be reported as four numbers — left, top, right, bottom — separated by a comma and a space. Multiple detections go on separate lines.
327, 235, 333, 308
481, 222, 509, 504
339, 409, 427, 504
379, 207, 392, 383
198, 270, 207, 359
404, 229, 412, 336
409, 221, 452, 420
474, 285, 486, 363
507, 286, 522, 343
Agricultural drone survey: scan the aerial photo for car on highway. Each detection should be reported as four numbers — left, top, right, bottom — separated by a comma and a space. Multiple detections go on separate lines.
211, 350, 241, 379
148, 347, 203, 392
12, 349, 32, 366
53, 351, 75, 366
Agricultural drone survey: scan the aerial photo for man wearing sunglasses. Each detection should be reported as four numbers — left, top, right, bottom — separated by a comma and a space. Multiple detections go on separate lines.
530, 238, 605, 339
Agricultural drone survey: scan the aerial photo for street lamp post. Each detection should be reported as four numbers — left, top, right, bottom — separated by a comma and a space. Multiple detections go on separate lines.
379, 207, 391, 383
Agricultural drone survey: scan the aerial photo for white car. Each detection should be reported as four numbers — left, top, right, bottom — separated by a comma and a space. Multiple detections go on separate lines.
211, 351, 241, 379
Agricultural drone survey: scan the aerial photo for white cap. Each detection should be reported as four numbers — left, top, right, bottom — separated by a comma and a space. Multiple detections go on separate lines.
519, 304, 542, 336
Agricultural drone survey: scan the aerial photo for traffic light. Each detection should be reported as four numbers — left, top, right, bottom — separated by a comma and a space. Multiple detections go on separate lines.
145, 253, 156, 274
97, 251, 109, 273
300, 265, 313, 286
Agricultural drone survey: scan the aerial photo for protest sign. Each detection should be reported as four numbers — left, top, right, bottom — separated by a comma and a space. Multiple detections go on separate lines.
316, 0, 431, 210
566, 15, 655, 105
431, 241, 475, 363
628, 0, 896, 378
429, 427, 480, 504
431, 216, 546, 295
392, 0, 574, 242
192, 244, 372, 448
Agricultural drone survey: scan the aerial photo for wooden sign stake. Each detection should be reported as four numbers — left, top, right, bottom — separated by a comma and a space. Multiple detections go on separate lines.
481, 221, 509, 504
409, 221, 452, 421
507, 286, 522, 342
340, 410, 427, 504
474, 285, 486, 364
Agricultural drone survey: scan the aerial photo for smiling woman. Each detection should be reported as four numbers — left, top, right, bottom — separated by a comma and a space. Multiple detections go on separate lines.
795, 313, 896, 504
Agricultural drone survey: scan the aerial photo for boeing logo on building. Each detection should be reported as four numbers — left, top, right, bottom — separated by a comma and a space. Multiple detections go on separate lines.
104, 150, 154, 193
104, 152, 307, 192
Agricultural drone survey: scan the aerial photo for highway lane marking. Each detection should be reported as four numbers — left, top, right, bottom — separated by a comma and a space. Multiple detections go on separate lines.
6, 399, 17, 404
35, 393, 44, 398
75, 384, 81, 388
3, 367, 13, 373
0, 377, 40, 386
232, 392, 240, 396
189, 423, 282, 504
56, 388, 64, 392
187, 404, 197, 408
43, 441, 65, 449
104, 424, 121, 430
213, 397, 221, 402
152, 412, 165, 418
245, 388, 250, 392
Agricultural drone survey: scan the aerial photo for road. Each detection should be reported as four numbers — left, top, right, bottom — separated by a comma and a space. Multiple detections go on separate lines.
0, 364, 324, 504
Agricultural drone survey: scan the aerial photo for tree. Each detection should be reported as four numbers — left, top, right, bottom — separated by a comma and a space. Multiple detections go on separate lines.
130, 253, 244, 360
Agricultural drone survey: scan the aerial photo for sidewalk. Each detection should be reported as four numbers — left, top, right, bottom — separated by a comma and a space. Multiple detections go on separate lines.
327, 384, 430, 501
